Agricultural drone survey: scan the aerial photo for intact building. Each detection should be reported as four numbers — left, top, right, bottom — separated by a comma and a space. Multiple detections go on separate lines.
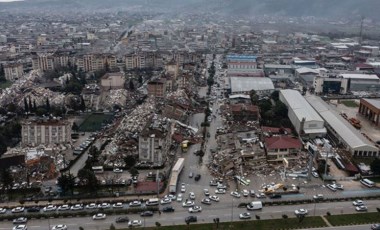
227, 54, 262, 77
4, 63, 24, 81
306, 95, 379, 157
138, 129, 168, 166
147, 79, 167, 98
359, 98, 380, 127
21, 119, 71, 147
229, 77, 274, 95
279, 89, 326, 138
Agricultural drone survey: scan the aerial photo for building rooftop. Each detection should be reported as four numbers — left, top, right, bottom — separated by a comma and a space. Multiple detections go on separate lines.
230, 77, 274, 93
361, 98, 380, 109
339, 74, 379, 80
265, 136, 302, 150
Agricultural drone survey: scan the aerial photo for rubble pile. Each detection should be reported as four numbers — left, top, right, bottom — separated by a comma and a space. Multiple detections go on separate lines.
104, 89, 128, 109
0, 70, 41, 107
20, 87, 65, 107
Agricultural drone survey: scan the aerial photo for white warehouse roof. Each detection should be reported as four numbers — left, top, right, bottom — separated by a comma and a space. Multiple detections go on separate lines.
230, 77, 274, 93
280, 90, 324, 122
305, 95, 378, 153
339, 74, 379, 80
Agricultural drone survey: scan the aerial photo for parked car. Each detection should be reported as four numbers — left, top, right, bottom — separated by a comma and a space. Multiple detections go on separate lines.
371, 223, 380, 230
113, 168, 123, 173
215, 188, 226, 194
160, 197, 172, 205
115, 216, 129, 223
0, 208, 6, 214
98, 203, 110, 209
242, 190, 249, 197
256, 193, 266, 198
194, 174, 201, 181
294, 209, 308, 215
201, 198, 211, 205
51, 224, 68, 230
43, 205, 57, 212
313, 194, 324, 200
209, 195, 220, 202
189, 192, 196, 200
128, 220, 142, 227
176, 194, 183, 202
189, 172, 193, 178
230, 191, 241, 198
181, 184, 186, 193
129, 200, 141, 207
70, 204, 83, 211
188, 206, 202, 213
326, 184, 337, 192
57, 205, 70, 211
26, 207, 40, 213
269, 194, 282, 199
13, 217, 28, 224
185, 216, 197, 223
250, 190, 255, 197
162, 206, 175, 212
11, 207, 25, 213
182, 200, 194, 207
140, 211, 154, 217
12, 225, 27, 230
86, 203, 98, 209
203, 189, 210, 196
93, 213, 107, 220
113, 202, 123, 208
352, 200, 364, 206
239, 212, 251, 219
355, 205, 368, 212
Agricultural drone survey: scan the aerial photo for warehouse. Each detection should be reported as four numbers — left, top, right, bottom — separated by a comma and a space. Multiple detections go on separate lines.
229, 77, 274, 95
279, 89, 326, 138
306, 95, 379, 157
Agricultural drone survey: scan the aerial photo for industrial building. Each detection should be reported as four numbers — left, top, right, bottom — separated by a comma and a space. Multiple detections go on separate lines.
306, 95, 379, 157
227, 55, 262, 77
279, 89, 326, 138
359, 98, 380, 127
229, 77, 274, 95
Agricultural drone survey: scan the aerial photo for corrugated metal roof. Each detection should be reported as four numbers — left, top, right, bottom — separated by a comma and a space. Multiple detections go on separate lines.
280, 89, 324, 122
305, 95, 378, 151
230, 77, 274, 93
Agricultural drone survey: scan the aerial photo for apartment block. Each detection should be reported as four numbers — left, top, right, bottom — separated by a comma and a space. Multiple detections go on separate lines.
4, 63, 24, 81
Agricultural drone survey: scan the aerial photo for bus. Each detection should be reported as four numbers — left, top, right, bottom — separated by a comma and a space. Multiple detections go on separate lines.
92, 166, 104, 174
234, 175, 250, 186
360, 179, 375, 188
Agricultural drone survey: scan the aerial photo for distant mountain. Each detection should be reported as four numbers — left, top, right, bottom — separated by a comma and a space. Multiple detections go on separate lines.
1, 0, 380, 21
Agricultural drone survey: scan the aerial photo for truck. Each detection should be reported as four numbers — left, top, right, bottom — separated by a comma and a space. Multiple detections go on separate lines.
169, 158, 185, 193
247, 201, 263, 210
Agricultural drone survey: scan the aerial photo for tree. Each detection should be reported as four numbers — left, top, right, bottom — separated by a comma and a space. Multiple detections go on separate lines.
273, 101, 288, 117
109, 224, 116, 230
57, 173, 75, 195
0, 64, 5, 82
28, 97, 32, 112
271, 90, 280, 101
370, 158, 380, 175
138, 75, 143, 84
129, 167, 139, 177
124, 155, 137, 169
129, 80, 135, 91
24, 97, 29, 112
0, 168, 13, 191
46, 98, 51, 112
250, 90, 259, 105
77, 168, 98, 193
72, 122, 79, 132
33, 99, 37, 112
80, 96, 86, 111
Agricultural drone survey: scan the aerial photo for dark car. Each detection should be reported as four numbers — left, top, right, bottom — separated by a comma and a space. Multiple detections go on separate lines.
194, 174, 201, 181
115, 216, 129, 223
270, 194, 282, 199
185, 216, 197, 223
162, 206, 175, 212
140, 211, 154, 217
27, 207, 41, 212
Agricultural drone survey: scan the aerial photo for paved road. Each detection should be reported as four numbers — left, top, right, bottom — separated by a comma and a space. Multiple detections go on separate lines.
1, 200, 378, 230
302, 225, 373, 230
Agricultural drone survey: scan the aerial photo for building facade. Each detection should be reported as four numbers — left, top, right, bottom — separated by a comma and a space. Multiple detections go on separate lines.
138, 130, 167, 166
147, 80, 167, 98
21, 119, 72, 146
4, 63, 24, 81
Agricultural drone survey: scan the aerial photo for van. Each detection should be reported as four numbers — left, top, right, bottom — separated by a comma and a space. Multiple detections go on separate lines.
145, 198, 159, 206
247, 201, 262, 210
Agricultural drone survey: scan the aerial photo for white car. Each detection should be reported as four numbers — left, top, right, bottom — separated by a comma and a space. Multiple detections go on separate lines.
189, 192, 195, 200
188, 206, 202, 213
57, 205, 70, 211
113, 202, 123, 208
43, 205, 57, 212
182, 200, 195, 207
85, 203, 97, 209
353, 200, 364, 206
204, 189, 210, 196
160, 198, 172, 205
355, 205, 368, 212
13, 217, 28, 224
311, 171, 319, 178
0, 208, 6, 214
256, 193, 266, 198
93, 213, 106, 220
201, 198, 211, 205
165, 194, 177, 201
181, 184, 186, 193
70, 204, 83, 211
326, 184, 337, 192
294, 209, 308, 215
217, 184, 227, 189
129, 200, 141, 207
215, 188, 226, 194
113, 168, 123, 173
51, 224, 68, 230
230, 191, 241, 198
209, 195, 220, 202
242, 190, 249, 197
313, 194, 324, 200
11, 207, 25, 213
13, 225, 27, 230
239, 212, 251, 219
128, 220, 142, 227
98, 203, 110, 209
177, 194, 183, 202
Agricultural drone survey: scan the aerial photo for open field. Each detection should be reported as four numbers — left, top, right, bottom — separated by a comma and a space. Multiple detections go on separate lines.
341, 100, 359, 108
0, 80, 12, 89
326, 212, 380, 226
79, 113, 113, 132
